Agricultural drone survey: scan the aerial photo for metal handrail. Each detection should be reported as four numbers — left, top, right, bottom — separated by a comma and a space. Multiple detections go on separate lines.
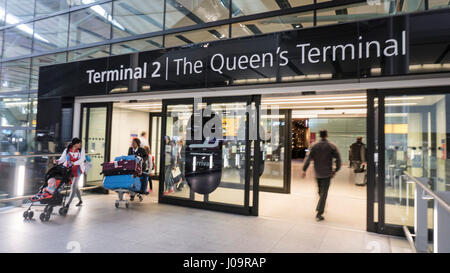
0, 153, 101, 159
403, 171, 450, 214
402, 226, 418, 253
0, 186, 100, 203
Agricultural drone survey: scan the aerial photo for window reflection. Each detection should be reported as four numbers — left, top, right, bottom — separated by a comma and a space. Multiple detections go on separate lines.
0, 94, 36, 154
429, 0, 450, 9
35, 0, 69, 16
316, 1, 425, 26
68, 3, 113, 47
3, 23, 33, 58
0, 59, 31, 92
384, 94, 449, 228
33, 14, 69, 54
165, 0, 229, 29
4, 0, 35, 24
111, 37, 163, 55
30, 53, 67, 89
67, 45, 110, 62
232, 0, 313, 17
231, 11, 314, 38
113, 0, 164, 39
165, 25, 228, 48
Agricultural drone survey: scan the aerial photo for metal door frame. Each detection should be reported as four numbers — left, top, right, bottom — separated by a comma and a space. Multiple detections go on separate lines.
158, 95, 261, 216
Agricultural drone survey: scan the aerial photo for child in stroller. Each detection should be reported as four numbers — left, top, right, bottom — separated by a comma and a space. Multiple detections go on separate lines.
24, 164, 73, 222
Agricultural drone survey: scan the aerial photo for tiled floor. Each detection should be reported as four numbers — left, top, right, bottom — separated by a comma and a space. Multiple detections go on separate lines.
0, 162, 412, 253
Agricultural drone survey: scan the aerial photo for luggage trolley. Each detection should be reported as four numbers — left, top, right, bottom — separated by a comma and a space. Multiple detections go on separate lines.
101, 155, 149, 208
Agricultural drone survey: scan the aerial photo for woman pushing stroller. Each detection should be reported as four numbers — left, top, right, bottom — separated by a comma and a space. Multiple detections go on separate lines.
54, 138, 86, 208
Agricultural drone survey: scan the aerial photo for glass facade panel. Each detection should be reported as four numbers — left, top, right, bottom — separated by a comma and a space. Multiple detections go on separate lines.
231, 11, 314, 38
164, 25, 228, 48
232, 0, 314, 17
111, 36, 163, 55
0, 58, 31, 92
67, 44, 110, 62
207, 102, 247, 206
3, 23, 33, 58
33, 14, 69, 53
68, 2, 112, 47
113, 0, 164, 38
165, 0, 229, 29
4, 0, 35, 25
30, 53, 67, 90
0, 93, 36, 154
35, 0, 70, 17
0, 0, 6, 27
259, 109, 287, 189
69, 0, 103, 7
384, 94, 449, 228
429, 0, 450, 9
316, 1, 391, 26
82, 106, 107, 187
164, 104, 192, 198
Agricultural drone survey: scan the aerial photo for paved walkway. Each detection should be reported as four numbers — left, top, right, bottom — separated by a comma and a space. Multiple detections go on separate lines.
0, 191, 411, 253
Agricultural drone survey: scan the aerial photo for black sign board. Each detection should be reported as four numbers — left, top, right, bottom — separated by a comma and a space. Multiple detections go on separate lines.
38, 8, 450, 98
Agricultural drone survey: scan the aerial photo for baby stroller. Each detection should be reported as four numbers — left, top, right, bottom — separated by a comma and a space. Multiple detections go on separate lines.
23, 164, 72, 222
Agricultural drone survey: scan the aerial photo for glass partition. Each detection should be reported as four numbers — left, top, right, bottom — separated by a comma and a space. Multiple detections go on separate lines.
259, 109, 289, 191
161, 96, 258, 214
165, 0, 229, 29
113, 0, 164, 38
231, 10, 314, 38
81, 104, 111, 188
68, 2, 112, 47
384, 94, 449, 228
232, 0, 314, 17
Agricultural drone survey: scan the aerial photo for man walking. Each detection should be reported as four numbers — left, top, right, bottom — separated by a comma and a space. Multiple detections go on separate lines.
302, 130, 341, 221
349, 136, 366, 170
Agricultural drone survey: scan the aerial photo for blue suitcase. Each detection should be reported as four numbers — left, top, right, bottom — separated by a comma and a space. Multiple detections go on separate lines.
114, 155, 137, 161
103, 174, 142, 191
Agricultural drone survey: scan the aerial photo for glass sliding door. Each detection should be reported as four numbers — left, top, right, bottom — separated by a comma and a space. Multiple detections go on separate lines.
159, 96, 260, 215
259, 109, 291, 193
80, 103, 112, 188
149, 113, 162, 177
383, 94, 448, 229
370, 88, 450, 236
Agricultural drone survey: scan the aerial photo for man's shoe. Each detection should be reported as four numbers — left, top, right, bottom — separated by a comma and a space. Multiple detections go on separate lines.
316, 215, 325, 222
76, 201, 83, 206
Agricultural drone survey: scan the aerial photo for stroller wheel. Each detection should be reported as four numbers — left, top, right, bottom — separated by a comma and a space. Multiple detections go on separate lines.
138, 195, 143, 202
45, 212, 51, 222
59, 207, 67, 216
114, 201, 119, 208
23, 211, 29, 219
125, 202, 129, 209
39, 212, 46, 222
28, 211, 34, 219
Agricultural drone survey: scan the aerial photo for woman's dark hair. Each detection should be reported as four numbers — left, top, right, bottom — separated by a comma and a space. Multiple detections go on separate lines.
132, 138, 141, 147
67, 137, 82, 151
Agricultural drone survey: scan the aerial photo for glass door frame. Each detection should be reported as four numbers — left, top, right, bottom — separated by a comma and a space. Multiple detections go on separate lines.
159, 95, 261, 216
149, 112, 162, 179
368, 86, 450, 236
79, 102, 113, 177
258, 109, 292, 194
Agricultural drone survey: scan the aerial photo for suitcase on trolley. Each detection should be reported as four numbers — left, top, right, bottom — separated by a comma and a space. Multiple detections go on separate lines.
101, 156, 141, 176
103, 174, 142, 191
